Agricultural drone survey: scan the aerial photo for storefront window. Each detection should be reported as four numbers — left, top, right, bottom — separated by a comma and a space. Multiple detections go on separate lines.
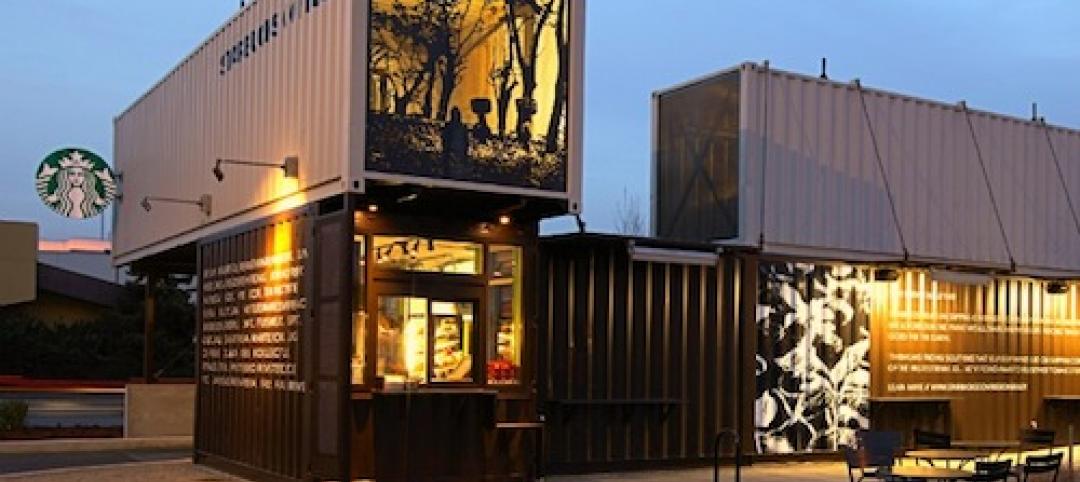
487, 246, 523, 385
372, 236, 482, 275
377, 296, 428, 384
431, 301, 475, 383
352, 236, 367, 385
376, 296, 476, 385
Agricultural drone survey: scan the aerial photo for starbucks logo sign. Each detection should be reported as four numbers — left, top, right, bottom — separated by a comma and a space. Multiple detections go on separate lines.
35, 148, 118, 219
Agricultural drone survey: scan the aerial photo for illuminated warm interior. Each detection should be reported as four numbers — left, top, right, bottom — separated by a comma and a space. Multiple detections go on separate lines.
487, 245, 523, 384
352, 229, 524, 387
372, 236, 483, 274
374, 296, 476, 385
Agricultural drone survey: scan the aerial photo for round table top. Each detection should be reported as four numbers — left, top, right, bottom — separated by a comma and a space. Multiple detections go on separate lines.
889, 466, 973, 480
906, 449, 990, 460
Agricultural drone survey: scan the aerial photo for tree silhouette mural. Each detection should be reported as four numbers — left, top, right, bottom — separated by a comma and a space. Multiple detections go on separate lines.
367, 0, 570, 191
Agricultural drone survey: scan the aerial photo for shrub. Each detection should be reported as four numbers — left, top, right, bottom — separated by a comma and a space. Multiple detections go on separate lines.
0, 278, 195, 380
0, 401, 28, 431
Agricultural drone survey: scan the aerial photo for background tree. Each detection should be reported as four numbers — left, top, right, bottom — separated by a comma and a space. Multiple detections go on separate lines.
0, 277, 195, 380
615, 188, 647, 236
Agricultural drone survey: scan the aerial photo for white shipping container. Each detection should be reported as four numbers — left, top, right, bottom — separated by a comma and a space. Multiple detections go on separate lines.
656, 63, 1080, 277
113, 0, 584, 267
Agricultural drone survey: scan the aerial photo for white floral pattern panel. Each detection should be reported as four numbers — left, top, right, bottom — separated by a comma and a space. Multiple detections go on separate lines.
754, 262, 871, 454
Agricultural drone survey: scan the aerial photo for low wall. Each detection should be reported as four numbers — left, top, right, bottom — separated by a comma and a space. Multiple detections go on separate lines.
125, 383, 195, 438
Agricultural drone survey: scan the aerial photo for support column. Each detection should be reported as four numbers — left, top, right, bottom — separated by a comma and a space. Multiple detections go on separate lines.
144, 272, 157, 384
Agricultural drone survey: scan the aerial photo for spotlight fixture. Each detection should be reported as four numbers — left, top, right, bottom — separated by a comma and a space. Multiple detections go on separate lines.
873, 268, 900, 283
367, 204, 379, 213
213, 156, 299, 182
1047, 282, 1069, 295
141, 194, 212, 216
212, 162, 225, 182
498, 214, 512, 226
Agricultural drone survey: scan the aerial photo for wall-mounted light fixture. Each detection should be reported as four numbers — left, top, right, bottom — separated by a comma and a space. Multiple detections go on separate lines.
213, 156, 299, 182
628, 242, 719, 266
1047, 281, 1069, 295
141, 194, 212, 216
873, 268, 900, 282
498, 214, 512, 226
929, 268, 993, 286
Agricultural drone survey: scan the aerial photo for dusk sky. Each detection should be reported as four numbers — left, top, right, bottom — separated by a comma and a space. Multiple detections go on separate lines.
2, 1, 1079, 241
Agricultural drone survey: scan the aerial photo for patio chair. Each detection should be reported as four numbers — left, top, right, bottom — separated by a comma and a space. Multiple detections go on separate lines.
844, 445, 890, 482
846, 431, 903, 482
1012, 452, 1061, 482
913, 429, 951, 449
1020, 429, 1056, 454
964, 460, 1011, 482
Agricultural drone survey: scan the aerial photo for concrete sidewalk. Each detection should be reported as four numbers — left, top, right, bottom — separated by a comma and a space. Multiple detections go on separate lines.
0, 459, 235, 482
0, 436, 191, 455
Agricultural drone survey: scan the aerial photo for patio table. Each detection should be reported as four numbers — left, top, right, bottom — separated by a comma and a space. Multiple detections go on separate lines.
905, 449, 989, 469
888, 466, 972, 481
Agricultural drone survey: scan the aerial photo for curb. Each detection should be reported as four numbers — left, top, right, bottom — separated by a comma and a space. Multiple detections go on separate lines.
0, 436, 192, 455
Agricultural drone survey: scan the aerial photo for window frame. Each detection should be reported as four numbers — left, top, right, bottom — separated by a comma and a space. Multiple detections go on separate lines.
350, 219, 533, 393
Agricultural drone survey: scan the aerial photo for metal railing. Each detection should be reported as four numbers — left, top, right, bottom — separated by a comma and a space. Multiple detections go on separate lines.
714, 428, 741, 482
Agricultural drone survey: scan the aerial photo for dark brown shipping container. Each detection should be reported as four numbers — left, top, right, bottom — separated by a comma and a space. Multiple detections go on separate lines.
538, 235, 757, 473
195, 207, 323, 482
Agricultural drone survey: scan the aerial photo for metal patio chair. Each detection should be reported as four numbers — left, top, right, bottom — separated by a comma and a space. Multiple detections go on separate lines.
965, 460, 1011, 482
844, 445, 889, 482
1012, 452, 1062, 482
846, 431, 903, 482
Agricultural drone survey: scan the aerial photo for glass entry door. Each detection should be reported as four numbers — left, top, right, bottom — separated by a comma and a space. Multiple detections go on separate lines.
375, 292, 479, 386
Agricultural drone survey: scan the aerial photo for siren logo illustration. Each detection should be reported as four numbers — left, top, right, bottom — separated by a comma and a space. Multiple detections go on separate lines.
35, 149, 118, 219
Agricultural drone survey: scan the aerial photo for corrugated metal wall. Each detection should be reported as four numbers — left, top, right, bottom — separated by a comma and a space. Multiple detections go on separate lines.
115, 0, 356, 265
538, 237, 755, 473
871, 269, 1080, 443
196, 209, 313, 481
660, 63, 1080, 276
970, 116, 1080, 277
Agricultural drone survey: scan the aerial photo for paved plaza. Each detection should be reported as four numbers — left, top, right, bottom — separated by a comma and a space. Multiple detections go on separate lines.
0, 460, 850, 482
2, 458, 1078, 482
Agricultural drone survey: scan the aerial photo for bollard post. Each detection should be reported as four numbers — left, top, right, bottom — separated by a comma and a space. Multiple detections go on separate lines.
1069, 424, 1074, 482
714, 429, 741, 482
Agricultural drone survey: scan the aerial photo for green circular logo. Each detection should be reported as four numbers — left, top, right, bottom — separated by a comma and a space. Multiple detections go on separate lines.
35, 148, 117, 219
